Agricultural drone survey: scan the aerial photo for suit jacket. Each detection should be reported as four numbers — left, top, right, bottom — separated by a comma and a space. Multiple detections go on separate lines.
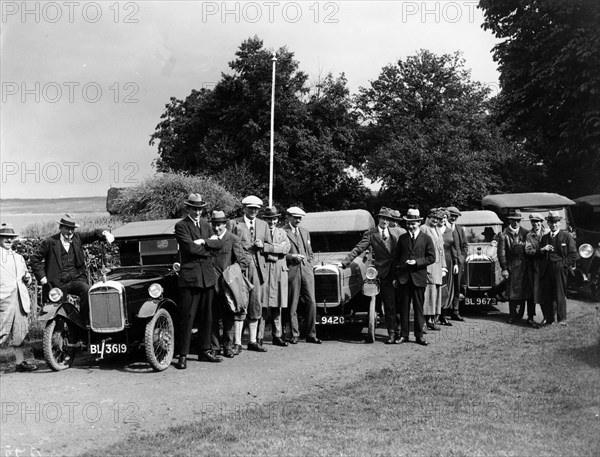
395, 230, 436, 288
539, 230, 579, 277
341, 226, 405, 280
263, 226, 290, 308
175, 217, 223, 288
1, 248, 31, 314
498, 226, 531, 300
30, 230, 105, 286
284, 224, 314, 278
453, 223, 468, 266
227, 217, 269, 284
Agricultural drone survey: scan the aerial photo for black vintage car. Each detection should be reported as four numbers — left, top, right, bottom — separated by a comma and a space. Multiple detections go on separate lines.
570, 195, 600, 301
40, 219, 181, 371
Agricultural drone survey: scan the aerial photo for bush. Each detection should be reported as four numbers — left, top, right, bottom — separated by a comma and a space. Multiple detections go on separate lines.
111, 172, 241, 221
20, 215, 123, 239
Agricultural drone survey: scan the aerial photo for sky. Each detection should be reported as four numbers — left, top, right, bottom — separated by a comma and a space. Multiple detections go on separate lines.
0, 1, 500, 199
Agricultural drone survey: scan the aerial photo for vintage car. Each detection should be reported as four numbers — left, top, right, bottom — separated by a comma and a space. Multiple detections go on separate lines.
455, 210, 504, 306
40, 218, 181, 371
570, 195, 600, 301
301, 209, 379, 342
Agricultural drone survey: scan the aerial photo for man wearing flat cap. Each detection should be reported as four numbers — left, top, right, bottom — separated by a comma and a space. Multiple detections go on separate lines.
174, 194, 224, 369
525, 213, 547, 326
1, 224, 37, 372
342, 207, 405, 343
445, 206, 467, 321
227, 195, 270, 352
284, 206, 321, 344
31, 214, 114, 325
498, 210, 533, 324
539, 211, 578, 326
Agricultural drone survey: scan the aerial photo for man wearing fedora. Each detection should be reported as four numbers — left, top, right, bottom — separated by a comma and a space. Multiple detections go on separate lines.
539, 211, 578, 326
174, 194, 224, 369
525, 213, 547, 326
0, 223, 37, 372
498, 210, 534, 324
209, 210, 249, 358
446, 206, 467, 321
342, 207, 405, 343
31, 214, 114, 324
227, 195, 270, 352
284, 206, 321, 344
394, 208, 436, 346
258, 206, 291, 347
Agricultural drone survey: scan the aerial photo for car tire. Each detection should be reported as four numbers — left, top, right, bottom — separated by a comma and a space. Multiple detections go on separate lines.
365, 296, 377, 343
43, 318, 77, 371
144, 308, 175, 371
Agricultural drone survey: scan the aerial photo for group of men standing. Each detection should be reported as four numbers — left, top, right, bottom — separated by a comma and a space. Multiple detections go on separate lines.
174, 194, 322, 370
499, 210, 578, 327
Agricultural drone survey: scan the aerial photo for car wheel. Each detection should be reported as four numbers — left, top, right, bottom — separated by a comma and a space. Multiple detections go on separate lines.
43, 318, 77, 371
365, 296, 377, 343
144, 308, 175, 371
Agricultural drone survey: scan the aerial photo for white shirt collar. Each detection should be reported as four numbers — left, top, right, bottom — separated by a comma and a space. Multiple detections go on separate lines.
218, 228, 227, 239
188, 215, 200, 225
244, 215, 255, 228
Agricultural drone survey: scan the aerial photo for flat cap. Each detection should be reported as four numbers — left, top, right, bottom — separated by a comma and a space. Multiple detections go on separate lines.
286, 206, 306, 217
241, 195, 263, 208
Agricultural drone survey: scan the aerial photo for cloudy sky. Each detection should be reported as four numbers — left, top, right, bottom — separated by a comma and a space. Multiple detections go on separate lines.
1, 1, 499, 199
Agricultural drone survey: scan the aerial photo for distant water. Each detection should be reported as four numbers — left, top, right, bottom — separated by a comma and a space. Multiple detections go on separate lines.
0, 197, 109, 232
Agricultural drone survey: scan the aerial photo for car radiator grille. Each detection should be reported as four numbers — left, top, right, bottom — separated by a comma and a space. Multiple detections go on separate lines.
314, 273, 339, 304
89, 286, 125, 332
467, 262, 494, 288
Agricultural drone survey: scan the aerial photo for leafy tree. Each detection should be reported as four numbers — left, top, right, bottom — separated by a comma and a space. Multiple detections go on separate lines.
355, 49, 526, 211
150, 36, 369, 211
480, 0, 600, 197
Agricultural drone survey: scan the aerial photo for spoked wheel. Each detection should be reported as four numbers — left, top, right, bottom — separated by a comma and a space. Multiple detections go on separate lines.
144, 308, 174, 371
365, 296, 377, 343
43, 318, 77, 371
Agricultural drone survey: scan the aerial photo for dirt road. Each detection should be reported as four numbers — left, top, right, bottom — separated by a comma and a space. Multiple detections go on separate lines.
1, 299, 596, 456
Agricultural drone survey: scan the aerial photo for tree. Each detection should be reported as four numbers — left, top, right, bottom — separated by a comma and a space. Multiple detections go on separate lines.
480, 0, 600, 197
150, 36, 369, 211
355, 49, 526, 211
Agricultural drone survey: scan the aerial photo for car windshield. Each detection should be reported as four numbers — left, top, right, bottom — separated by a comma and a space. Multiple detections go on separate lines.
518, 208, 569, 231
118, 238, 179, 266
462, 225, 502, 243
311, 232, 367, 253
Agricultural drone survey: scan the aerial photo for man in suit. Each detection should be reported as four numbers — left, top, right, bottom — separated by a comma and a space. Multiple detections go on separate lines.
525, 213, 547, 327
394, 208, 436, 346
210, 210, 249, 358
174, 194, 224, 369
227, 195, 269, 352
446, 206, 467, 321
539, 211, 578, 326
341, 207, 405, 343
30, 214, 114, 324
0, 224, 37, 372
284, 206, 322, 344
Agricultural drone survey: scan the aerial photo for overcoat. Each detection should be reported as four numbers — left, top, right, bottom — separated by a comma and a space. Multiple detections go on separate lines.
395, 231, 436, 288
420, 225, 446, 285
0, 249, 31, 314
498, 226, 531, 300
525, 228, 546, 303
262, 226, 290, 308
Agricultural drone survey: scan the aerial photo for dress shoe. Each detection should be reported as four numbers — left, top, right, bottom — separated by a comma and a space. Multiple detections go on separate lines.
558, 321, 568, 326
426, 322, 440, 331
438, 316, 452, 326
199, 351, 223, 363
258, 338, 263, 346
527, 318, 540, 328
232, 344, 242, 355
222, 347, 235, 358
415, 338, 429, 346
385, 336, 398, 344
396, 336, 409, 344
175, 355, 187, 370
288, 337, 299, 345
248, 342, 267, 352
451, 313, 465, 322
15, 361, 38, 372
272, 337, 289, 347
306, 336, 322, 344
507, 317, 515, 325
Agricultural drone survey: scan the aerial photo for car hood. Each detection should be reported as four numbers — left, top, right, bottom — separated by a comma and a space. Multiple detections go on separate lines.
105, 266, 175, 285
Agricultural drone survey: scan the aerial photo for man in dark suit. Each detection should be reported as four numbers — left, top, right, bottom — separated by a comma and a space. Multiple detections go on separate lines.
284, 206, 321, 344
31, 214, 114, 323
446, 206, 467, 321
539, 211, 578, 326
174, 194, 224, 369
210, 210, 249, 358
227, 195, 269, 352
342, 207, 405, 343
394, 208, 436, 346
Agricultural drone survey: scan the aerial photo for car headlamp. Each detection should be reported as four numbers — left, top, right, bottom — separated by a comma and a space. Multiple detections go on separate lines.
365, 266, 378, 280
48, 287, 63, 303
148, 283, 164, 299
578, 243, 593, 259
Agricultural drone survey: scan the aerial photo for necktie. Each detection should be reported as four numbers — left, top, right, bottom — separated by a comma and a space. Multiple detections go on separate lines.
270, 228, 274, 240
381, 230, 387, 241
250, 224, 255, 241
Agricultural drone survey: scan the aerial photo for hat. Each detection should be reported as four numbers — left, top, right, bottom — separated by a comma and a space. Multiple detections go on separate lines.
58, 214, 80, 228
403, 208, 423, 222
390, 209, 401, 220
377, 207, 393, 219
546, 211, 563, 222
241, 195, 263, 208
507, 210, 523, 220
287, 206, 306, 217
184, 193, 207, 208
262, 206, 280, 219
0, 223, 18, 238
481, 227, 496, 238
447, 206, 461, 217
210, 210, 228, 224
529, 213, 544, 222
427, 207, 442, 219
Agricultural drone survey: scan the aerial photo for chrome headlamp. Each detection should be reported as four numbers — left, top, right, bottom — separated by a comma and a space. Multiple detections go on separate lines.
365, 266, 378, 280
578, 243, 593, 259
48, 287, 64, 302
148, 283, 164, 299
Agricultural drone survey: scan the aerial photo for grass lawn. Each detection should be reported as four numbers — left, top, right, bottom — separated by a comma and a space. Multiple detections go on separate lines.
81, 308, 600, 457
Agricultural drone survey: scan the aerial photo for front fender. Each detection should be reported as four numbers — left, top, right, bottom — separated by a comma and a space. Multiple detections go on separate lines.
137, 298, 176, 318
38, 302, 86, 328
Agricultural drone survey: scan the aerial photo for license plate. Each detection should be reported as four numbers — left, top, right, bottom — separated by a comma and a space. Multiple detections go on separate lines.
89, 343, 128, 358
464, 297, 497, 305
317, 316, 345, 325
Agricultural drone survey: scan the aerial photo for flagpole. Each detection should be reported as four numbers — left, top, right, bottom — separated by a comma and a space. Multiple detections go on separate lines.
268, 52, 277, 207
